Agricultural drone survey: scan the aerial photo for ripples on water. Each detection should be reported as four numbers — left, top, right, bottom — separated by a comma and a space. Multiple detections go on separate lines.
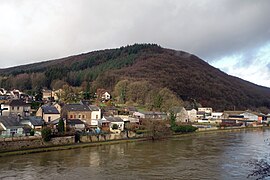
0, 128, 269, 180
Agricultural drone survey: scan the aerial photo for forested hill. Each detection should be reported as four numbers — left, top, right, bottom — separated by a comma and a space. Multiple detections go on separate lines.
1, 43, 270, 111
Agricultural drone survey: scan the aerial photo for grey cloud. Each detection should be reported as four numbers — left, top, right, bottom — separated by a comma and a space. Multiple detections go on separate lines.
0, 0, 270, 67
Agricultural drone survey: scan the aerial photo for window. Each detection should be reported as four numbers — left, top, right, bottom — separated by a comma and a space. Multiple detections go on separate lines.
10, 129, 17, 135
48, 116, 51, 122
17, 106, 20, 110
96, 115, 98, 119
74, 115, 76, 119
82, 115, 85, 119
70, 115, 73, 119
78, 115, 81, 119
11, 107, 14, 110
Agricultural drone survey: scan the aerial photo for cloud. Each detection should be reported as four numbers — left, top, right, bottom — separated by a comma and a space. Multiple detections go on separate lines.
0, 0, 270, 86
211, 43, 270, 87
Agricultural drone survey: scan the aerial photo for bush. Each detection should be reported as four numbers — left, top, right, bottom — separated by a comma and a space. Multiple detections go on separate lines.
111, 124, 118, 130
30, 129, 35, 136
171, 125, 198, 133
58, 119, 65, 133
41, 127, 52, 142
135, 130, 148, 134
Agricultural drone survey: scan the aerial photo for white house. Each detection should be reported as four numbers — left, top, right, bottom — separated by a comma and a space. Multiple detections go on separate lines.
89, 105, 101, 120
2, 99, 31, 117
198, 107, 213, 118
36, 105, 60, 123
102, 116, 124, 133
20, 116, 44, 130
102, 92, 111, 101
242, 112, 258, 121
133, 111, 167, 120
0, 116, 24, 137
187, 109, 197, 122
211, 112, 223, 119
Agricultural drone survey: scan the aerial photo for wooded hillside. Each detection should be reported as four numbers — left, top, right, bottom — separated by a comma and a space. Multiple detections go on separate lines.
1, 44, 270, 111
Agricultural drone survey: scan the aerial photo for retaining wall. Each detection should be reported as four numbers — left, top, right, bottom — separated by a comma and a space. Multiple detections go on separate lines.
0, 136, 75, 152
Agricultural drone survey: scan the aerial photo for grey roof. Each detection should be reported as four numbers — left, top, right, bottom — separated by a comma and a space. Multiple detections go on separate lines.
139, 111, 167, 115
170, 107, 185, 114
0, 95, 8, 100
41, 105, 60, 114
8, 99, 29, 107
63, 104, 90, 111
28, 116, 44, 126
126, 106, 137, 111
80, 100, 90, 106
104, 116, 124, 122
67, 119, 85, 126
48, 118, 61, 125
0, 116, 23, 128
89, 105, 100, 111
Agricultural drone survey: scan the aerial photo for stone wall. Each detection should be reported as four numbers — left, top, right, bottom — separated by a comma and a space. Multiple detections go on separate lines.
80, 131, 143, 143
0, 136, 75, 152
0, 131, 144, 152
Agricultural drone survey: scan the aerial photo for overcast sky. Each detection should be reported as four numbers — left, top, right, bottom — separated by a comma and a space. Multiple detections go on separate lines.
1, 0, 270, 86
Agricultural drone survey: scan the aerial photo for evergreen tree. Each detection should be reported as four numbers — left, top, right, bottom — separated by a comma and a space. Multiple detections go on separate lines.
58, 119, 65, 133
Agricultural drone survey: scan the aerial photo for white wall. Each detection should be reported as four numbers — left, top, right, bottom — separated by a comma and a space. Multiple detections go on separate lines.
91, 110, 101, 120
43, 114, 60, 122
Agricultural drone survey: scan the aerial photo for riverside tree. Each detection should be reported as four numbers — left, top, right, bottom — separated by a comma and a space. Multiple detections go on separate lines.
57, 119, 65, 133
41, 127, 52, 142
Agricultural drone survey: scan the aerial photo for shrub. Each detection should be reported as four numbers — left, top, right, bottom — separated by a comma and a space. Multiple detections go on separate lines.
58, 119, 65, 133
135, 130, 148, 134
30, 129, 35, 136
41, 127, 52, 142
172, 125, 198, 133
111, 124, 119, 130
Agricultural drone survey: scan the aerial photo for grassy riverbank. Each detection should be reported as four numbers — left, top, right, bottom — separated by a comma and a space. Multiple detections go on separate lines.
0, 126, 269, 157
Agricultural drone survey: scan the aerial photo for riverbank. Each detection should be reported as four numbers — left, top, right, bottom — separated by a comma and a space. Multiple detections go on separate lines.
0, 126, 268, 157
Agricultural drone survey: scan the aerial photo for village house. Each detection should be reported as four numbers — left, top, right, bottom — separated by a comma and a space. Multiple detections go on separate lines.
9, 89, 24, 99
61, 104, 92, 124
187, 109, 197, 122
123, 106, 138, 115
52, 102, 62, 114
89, 105, 101, 120
36, 105, 60, 123
170, 107, 189, 123
48, 118, 85, 131
102, 106, 118, 116
96, 89, 111, 101
223, 111, 245, 119
0, 116, 24, 137
196, 111, 206, 120
20, 116, 44, 130
198, 107, 212, 118
98, 118, 110, 132
2, 99, 31, 117
133, 111, 167, 120
102, 116, 124, 133
0, 95, 9, 104
0, 88, 7, 95
52, 89, 63, 101
223, 111, 257, 126
210, 112, 224, 123
242, 111, 258, 121
66, 119, 85, 131
42, 89, 52, 101
88, 105, 101, 127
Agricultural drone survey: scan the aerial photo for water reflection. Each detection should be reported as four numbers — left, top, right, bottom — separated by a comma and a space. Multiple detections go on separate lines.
0, 128, 269, 180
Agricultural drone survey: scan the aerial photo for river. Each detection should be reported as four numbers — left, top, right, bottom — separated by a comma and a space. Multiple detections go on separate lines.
0, 128, 269, 180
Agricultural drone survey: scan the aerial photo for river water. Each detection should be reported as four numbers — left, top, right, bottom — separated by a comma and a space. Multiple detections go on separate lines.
0, 129, 270, 180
